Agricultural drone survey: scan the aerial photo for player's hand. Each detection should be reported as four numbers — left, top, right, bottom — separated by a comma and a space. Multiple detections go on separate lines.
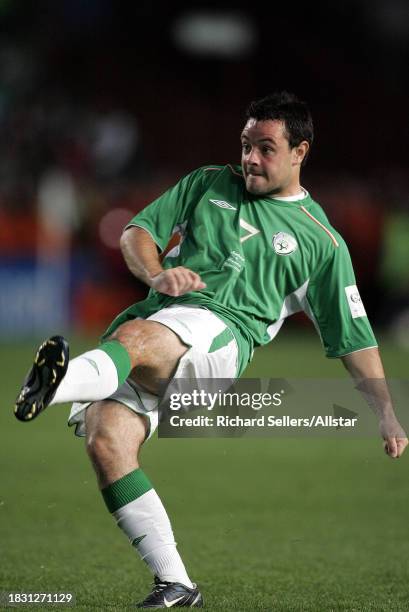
150, 267, 206, 297
379, 416, 408, 458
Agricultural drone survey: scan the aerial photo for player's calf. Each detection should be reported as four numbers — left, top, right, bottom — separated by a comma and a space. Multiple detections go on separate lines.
84, 400, 198, 605
85, 400, 147, 488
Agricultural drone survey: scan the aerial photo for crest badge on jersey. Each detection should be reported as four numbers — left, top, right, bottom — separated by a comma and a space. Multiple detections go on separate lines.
272, 232, 298, 255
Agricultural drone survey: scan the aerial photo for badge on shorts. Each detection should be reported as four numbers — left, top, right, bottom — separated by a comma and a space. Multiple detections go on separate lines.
272, 232, 298, 255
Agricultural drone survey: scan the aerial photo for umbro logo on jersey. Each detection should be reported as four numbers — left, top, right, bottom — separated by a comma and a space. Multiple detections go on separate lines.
209, 199, 237, 210
272, 232, 298, 255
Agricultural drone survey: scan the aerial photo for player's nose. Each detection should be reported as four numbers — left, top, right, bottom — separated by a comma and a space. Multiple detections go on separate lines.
246, 149, 261, 166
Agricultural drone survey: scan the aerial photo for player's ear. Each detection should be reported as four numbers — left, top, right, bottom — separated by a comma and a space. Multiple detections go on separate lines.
292, 141, 309, 166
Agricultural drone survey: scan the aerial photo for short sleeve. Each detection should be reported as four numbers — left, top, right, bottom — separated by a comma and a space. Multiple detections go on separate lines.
306, 239, 378, 358
124, 168, 207, 251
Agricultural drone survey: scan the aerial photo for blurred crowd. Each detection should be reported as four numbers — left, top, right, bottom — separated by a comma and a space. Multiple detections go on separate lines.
0, 1, 408, 342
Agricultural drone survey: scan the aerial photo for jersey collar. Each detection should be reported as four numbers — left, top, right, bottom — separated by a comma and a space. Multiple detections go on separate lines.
269, 187, 309, 202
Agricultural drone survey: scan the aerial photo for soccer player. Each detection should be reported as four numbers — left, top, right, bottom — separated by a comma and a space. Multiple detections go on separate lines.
14, 92, 408, 608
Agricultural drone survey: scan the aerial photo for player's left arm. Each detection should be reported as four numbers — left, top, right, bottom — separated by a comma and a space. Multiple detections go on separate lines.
341, 348, 408, 458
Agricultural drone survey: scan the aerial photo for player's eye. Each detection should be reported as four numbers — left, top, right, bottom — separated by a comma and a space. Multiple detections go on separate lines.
241, 143, 251, 153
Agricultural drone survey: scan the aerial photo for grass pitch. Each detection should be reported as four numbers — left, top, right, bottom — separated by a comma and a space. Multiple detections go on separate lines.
1, 329, 409, 611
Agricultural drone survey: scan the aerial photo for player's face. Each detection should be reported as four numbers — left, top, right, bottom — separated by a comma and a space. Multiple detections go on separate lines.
241, 119, 303, 197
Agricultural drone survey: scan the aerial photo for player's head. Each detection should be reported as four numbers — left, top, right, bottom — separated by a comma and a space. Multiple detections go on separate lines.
241, 91, 313, 197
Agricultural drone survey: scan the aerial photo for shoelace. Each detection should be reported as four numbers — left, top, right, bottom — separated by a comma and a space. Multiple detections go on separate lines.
153, 580, 171, 593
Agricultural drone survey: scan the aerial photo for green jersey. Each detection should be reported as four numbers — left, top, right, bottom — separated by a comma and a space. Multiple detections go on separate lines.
113, 164, 376, 367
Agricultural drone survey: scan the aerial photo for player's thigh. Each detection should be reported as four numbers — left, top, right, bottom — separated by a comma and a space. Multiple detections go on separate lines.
85, 399, 148, 459
108, 319, 189, 387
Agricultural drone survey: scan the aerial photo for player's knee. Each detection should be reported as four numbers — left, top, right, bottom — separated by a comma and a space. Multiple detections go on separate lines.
86, 415, 144, 468
106, 320, 159, 367
106, 319, 186, 370
86, 429, 119, 467
85, 402, 147, 486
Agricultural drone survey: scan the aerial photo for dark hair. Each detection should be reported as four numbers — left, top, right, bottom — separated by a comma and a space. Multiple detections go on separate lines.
245, 91, 314, 165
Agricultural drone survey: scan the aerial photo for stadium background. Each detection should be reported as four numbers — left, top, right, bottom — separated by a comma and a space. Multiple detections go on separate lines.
1, 1, 409, 610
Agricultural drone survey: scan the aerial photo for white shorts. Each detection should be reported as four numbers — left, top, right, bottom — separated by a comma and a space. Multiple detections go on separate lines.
68, 305, 239, 440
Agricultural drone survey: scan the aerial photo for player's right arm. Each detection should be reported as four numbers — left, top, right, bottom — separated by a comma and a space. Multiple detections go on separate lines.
121, 168, 214, 296
120, 226, 206, 297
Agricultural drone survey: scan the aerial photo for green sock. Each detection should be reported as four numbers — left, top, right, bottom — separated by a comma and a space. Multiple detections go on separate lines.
102, 468, 152, 513
99, 340, 132, 386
